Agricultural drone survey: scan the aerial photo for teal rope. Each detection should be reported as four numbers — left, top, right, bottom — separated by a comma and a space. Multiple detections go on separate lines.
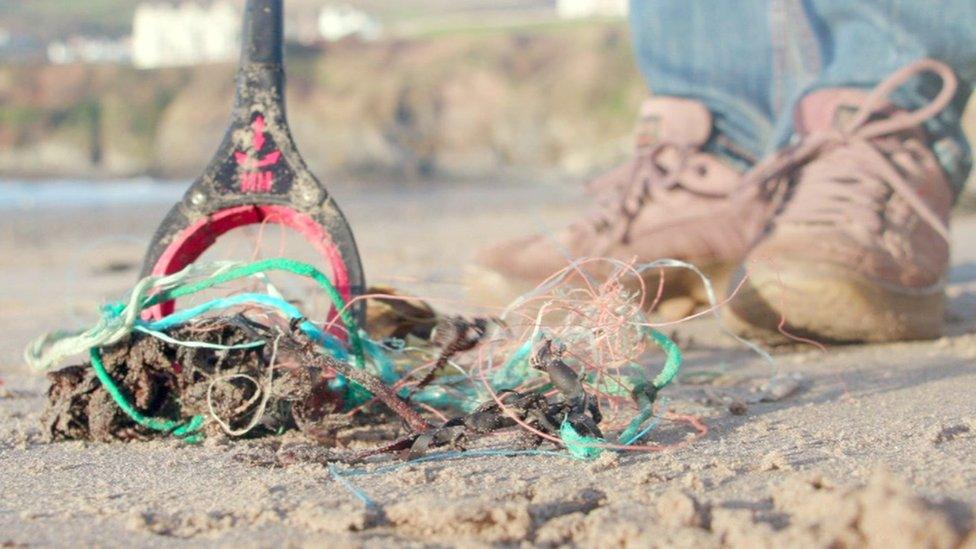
619, 397, 669, 446
618, 328, 683, 445
143, 258, 366, 371
492, 340, 535, 390
144, 292, 351, 361
89, 347, 205, 443
83, 258, 364, 444
328, 448, 568, 508
648, 328, 682, 389
328, 463, 380, 510
559, 422, 604, 460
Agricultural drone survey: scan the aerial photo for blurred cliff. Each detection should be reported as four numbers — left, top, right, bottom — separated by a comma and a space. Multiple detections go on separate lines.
0, 24, 641, 181
5, 1, 972, 186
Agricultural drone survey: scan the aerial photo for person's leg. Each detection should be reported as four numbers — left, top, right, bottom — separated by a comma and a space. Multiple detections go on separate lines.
630, 0, 976, 187
630, 0, 821, 165
770, 0, 976, 189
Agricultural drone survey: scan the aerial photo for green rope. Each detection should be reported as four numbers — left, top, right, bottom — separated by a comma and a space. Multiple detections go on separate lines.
559, 422, 604, 460
648, 328, 682, 389
143, 258, 366, 371
617, 328, 683, 445
89, 347, 205, 443
79, 258, 364, 444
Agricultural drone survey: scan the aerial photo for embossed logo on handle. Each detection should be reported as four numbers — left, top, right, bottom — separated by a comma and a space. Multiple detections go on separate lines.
235, 115, 281, 193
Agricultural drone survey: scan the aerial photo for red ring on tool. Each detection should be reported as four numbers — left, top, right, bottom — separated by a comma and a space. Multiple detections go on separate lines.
144, 204, 352, 338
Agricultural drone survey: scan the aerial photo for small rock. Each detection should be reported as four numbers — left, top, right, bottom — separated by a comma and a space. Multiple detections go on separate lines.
728, 401, 748, 415
757, 373, 805, 402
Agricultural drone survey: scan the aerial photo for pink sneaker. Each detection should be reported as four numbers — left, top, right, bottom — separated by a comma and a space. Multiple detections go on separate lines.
728, 59, 958, 343
469, 96, 767, 308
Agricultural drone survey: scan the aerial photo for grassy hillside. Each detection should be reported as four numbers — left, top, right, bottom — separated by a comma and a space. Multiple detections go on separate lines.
0, 0, 140, 39
0, 21, 644, 180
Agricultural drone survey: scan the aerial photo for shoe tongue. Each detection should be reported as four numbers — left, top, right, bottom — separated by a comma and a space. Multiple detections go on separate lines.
636, 97, 713, 148
795, 88, 892, 134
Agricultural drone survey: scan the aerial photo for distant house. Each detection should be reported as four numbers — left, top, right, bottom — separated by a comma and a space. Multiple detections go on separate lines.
47, 36, 132, 65
132, 0, 240, 69
556, 0, 628, 19
318, 5, 382, 42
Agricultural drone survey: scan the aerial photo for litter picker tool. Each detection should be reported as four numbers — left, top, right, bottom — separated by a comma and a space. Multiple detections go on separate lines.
140, 0, 365, 326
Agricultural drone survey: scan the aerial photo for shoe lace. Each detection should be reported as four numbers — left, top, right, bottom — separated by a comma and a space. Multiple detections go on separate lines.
746, 58, 957, 244
583, 141, 710, 244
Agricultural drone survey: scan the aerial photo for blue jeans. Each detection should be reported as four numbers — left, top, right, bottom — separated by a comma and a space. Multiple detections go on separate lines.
630, 0, 976, 189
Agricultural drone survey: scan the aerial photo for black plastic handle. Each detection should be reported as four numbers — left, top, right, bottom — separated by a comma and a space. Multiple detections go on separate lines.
241, 0, 283, 66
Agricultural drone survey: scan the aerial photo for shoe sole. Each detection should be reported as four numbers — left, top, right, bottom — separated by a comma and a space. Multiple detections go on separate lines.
465, 261, 738, 314
725, 260, 945, 344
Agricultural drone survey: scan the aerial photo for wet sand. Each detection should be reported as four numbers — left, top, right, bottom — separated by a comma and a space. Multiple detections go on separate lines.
1, 182, 974, 546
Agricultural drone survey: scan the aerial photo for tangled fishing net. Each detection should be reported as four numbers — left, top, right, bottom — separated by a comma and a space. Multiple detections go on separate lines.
26, 256, 733, 462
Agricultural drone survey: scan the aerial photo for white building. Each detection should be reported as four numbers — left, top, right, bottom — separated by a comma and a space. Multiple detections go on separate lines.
48, 36, 132, 65
132, 1, 240, 69
556, 0, 628, 19
318, 5, 382, 42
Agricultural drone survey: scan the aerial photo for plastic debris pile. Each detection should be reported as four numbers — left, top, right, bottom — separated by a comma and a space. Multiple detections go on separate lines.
28, 257, 711, 462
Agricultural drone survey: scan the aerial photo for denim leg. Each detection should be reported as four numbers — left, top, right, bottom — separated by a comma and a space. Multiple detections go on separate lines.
776, 0, 976, 188
628, 0, 778, 162
630, 0, 976, 188
801, 0, 976, 89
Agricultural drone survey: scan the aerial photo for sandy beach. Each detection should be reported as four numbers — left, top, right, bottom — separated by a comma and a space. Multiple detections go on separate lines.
1, 180, 974, 547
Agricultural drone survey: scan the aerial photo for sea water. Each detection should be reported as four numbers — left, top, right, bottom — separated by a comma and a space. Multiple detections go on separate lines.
0, 178, 186, 211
